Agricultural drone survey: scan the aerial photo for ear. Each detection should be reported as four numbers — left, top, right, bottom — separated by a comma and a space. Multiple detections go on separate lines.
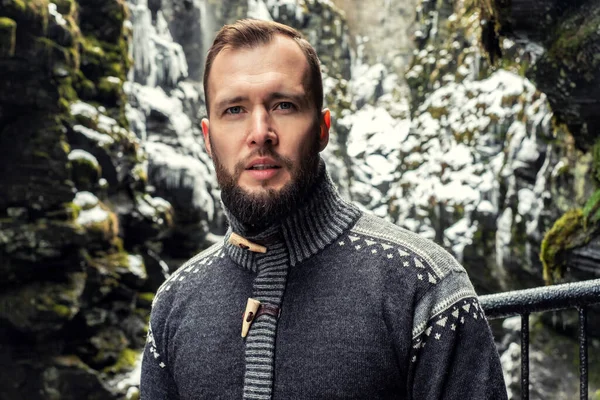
318, 108, 330, 152
201, 118, 212, 158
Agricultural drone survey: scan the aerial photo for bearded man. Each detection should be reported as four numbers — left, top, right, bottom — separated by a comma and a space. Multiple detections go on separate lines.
141, 19, 507, 400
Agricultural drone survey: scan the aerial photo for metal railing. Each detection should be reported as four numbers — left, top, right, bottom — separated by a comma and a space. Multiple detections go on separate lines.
480, 278, 600, 400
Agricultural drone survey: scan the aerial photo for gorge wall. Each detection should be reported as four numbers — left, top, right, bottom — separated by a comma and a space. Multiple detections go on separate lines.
1, 0, 599, 398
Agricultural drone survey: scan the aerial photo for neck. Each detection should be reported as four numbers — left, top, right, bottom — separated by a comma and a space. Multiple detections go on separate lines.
223, 161, 361, 268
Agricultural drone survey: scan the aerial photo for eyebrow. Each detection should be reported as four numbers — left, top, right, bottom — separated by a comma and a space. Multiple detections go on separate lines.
267, 91, 308, 106
215, 96, 248, 112
214, 91, 308, 111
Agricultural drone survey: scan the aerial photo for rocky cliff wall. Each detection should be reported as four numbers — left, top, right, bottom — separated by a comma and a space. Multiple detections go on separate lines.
1, 0, 600, 398
0, 1, 172, 398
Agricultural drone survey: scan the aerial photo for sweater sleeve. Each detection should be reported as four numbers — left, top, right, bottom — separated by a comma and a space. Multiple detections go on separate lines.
140, 297, 179, 399
407, 271, 508, 400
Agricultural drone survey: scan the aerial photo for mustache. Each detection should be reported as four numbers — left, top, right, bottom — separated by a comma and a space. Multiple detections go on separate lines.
233, 147, 294, 176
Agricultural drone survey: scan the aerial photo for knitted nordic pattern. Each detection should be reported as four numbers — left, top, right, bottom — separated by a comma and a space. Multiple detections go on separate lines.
350, 212, 477, 338
224, 162, 361, 399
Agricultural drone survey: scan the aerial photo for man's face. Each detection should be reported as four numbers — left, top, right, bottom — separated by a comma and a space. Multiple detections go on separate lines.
201, 35, 330, 226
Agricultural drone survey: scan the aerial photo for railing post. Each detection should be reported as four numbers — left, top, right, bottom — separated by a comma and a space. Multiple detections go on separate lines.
579, 307, 588, 400
479, 279, 600, 400
521, 312, 529, 400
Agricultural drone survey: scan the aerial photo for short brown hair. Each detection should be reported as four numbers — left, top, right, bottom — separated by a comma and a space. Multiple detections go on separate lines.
203, 19, 323, 117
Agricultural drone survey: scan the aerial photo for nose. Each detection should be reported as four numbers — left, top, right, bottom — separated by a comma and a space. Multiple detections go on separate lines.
247, 107, 278, 147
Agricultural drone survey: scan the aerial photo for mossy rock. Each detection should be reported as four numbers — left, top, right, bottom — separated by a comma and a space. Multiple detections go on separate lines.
593, 139, 600, 185
136, 292, 154, 308
43, 201, 82, 221
0, 17, 17, 57
79, 32, 130, 84
2, 0, 49, 38
81, 327, 129, 368
79, 204, 119, 244
583, 189, 600, 230
102, 347, 139, 375
41, 354, 117, 400
88, 250, 147, 288
52, 0, 76, 16
547, 4, 600, 72
0, 218, 86, 260
74, 71, 97, 100
540, 209, 590, 284
68, 149, 102, 191
1, 0, 27, 16
96, 76, 123, 107
78, 0, 129, 43
0, 271, 86, 333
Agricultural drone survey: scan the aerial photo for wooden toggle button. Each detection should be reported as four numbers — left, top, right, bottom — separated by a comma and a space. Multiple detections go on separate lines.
242, 298, 261, 338
229, 233, 267, 253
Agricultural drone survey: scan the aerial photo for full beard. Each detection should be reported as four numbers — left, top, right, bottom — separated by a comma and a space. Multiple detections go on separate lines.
211, 136, 321, 232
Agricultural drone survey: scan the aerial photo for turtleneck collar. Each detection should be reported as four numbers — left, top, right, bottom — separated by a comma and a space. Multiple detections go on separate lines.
223, 160, 361, 269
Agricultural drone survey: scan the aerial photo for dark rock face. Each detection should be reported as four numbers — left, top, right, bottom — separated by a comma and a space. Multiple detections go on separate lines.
480, 0, 600, 284
486, 0, 600, 152
0, 1, 173, 398
2, 0, 599, 398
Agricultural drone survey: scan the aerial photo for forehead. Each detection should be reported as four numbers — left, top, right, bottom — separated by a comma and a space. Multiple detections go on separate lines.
208, 35, 311, 106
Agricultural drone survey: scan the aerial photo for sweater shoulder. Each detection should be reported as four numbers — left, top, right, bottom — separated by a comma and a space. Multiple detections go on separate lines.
350, 213, 478, 338
151, 241, 225, 307
350, 212, 465, 280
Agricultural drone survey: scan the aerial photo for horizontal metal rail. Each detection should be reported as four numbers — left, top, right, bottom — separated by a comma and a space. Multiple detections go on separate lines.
480, 278, 600, 320
479, 278, 600, 400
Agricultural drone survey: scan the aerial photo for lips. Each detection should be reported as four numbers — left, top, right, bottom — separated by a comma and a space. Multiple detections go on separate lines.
246, 158, 281, 171
244, 157, 282, 181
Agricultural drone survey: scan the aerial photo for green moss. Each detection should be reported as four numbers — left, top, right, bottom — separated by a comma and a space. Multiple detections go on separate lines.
88, 248, 133, 277
540, 209, 588, 284
78, 33, 129, 125
33, 150, 50, 159
26, 0, 50, 36
43, 201, 81, 220
548, 7, 600, 70
583, 189, 600, 228
137, 292, 155, 308
3, 0, 27, 14
60, 139, 70, 154
0, 17, 17, 57
97, 77, 122, 105
52, 304, 72, 317
592, 139, 600, 185
75, 70, 97, 99
103, 348, 138, 374
427, 106, 448, 119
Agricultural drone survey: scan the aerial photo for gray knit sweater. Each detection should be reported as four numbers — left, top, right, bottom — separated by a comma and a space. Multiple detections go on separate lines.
141, 164, 507, 399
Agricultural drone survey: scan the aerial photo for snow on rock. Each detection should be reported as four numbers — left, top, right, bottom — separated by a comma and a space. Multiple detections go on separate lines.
48, 3, 66, 26
383, 68, 552, 268
73, 191, 99, 210
77, 205, 110, 226
70, 101, 98, 120
145, 141, 215, 221
342, 104, 409, 217
72, 125, 115, 147
68, 149, 100, 169
128, 0, 188, 88
127, 254, 147, 280
444, 217, 478, 262
248, 0, 273, 20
